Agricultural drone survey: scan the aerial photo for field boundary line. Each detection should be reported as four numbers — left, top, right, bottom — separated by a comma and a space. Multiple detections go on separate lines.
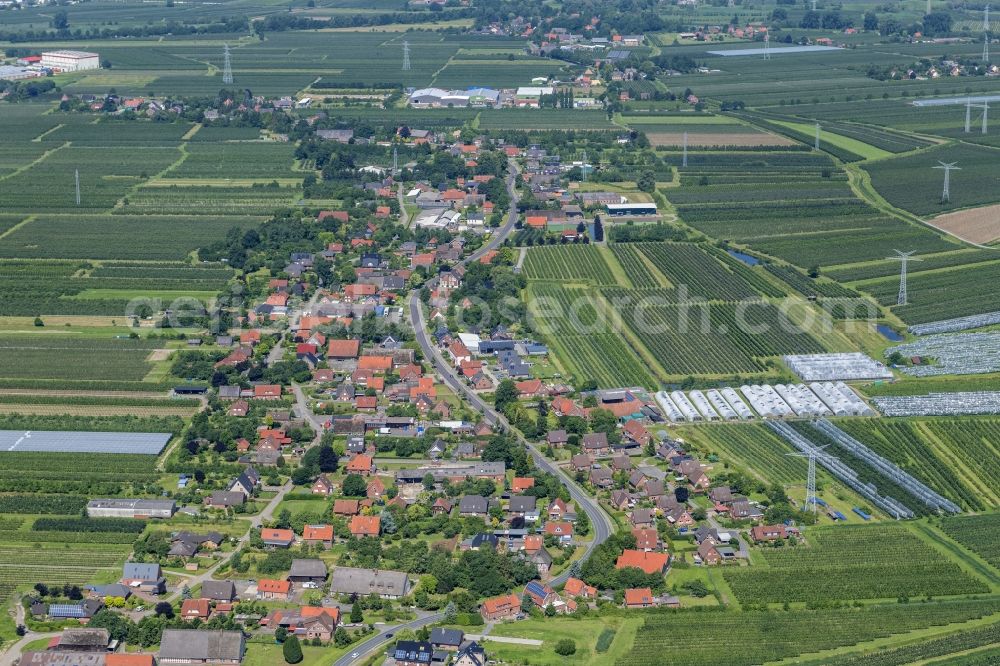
31, 123, 64, 143
590, 289, 670, 382
181, 123, 202, 141
908, 521, 1000, 590
920, 422, 1000, 508
845, 163, 993, 250
0, 142, 69, 185
0, 216, 35, 242
764, 610, 1000, 666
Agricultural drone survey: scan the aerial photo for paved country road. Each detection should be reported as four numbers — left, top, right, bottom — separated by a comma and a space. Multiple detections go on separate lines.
409, 292, 613, 588
331, 612, 445, 666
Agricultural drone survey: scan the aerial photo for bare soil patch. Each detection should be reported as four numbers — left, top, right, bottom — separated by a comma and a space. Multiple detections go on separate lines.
646, 132, 795, 147
928, 204, 1000, 244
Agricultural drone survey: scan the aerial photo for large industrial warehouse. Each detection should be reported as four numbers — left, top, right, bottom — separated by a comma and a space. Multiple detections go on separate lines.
40, 50, 100, 72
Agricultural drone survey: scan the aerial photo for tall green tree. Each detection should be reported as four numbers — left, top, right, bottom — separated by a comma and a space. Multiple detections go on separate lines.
282, 635, 303, 664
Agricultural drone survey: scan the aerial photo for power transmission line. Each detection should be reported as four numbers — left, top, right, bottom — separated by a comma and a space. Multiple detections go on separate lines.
933, 161, 960, 203
888, 250, 922, 306
222, 44, 233, 85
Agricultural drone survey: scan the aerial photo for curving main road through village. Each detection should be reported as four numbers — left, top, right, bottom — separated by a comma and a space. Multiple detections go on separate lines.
336, 158, 613, 665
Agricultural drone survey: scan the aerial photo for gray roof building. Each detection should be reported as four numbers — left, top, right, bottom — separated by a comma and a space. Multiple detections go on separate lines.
288, 559, 327, 581
200, 580, 236, 602
459, 495, 489, 515
430, 627, 464, 649
508, 496, 537, 514
158, 629, 245, 664
122, 562, 162, 582
328, 566, 410, 598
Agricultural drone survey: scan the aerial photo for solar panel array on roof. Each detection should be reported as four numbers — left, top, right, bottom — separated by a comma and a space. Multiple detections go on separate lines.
0, 430, 170, 454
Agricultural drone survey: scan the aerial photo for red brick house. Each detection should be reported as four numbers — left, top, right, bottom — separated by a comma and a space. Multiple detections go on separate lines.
624, 587, 655, 609
616, 550, 668, 575
302, 524, 334, 547
480, 593, 521, 621
350, 515, 381, 538
258, 579, 291, 600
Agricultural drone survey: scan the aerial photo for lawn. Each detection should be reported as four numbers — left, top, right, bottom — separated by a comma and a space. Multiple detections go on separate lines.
487, 616, 642, 665
242, 641, 348, 666
773, 119, 893, 160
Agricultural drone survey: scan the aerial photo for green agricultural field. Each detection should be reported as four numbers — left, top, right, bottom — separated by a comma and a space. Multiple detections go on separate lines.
602, 289, 826, 376
165, 142, 299, 179
522, 245, 619, 285
661, 147, 956, 268
860, 260, 1000, 324
0, 146, 181, 213
837, 418, 1000, 511
625, 242, 785, 299
525, 283, 656, 389
826, 249, 1000, 283
0, 335, 161, 382
125, 183, 301, 216
616, 599, 1000, 666
940, 514, 1000, 571
0, 450, 159, 495
773, 119, 894, 160
723, 523, 990, 605
677, 422, 805, 484
864, 143, 1000, 216
478, 109, 616, 130
0, 215, 258, 261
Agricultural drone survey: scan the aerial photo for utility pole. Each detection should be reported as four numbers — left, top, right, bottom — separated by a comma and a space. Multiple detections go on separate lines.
222, 44, 233, 85
682, 131, 688, 168
815, 123, 820, 150
75, 169, 80, 206
888, 250, 922, 306
402, 41, 411, 71
933, 161, 960, 203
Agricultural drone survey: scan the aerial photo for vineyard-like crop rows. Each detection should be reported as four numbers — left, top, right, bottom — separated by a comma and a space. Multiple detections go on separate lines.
164, 142, 299, 179
0, 452, 159, 495
864, 143, 1000, 216
837, 418, 1000, 511
0, 146, 180, 213
608, 244, 661, 288
861, 261, 1000, 325
661, 149, 954, 268
616, 599, 1000, 666
724, 524, 989, 604
522, 245, 619, 285
764, 264, 857, 298
678, 423, 804, 483
0, 335, 159, 381
125, 184, 300, 216
825, 250, 1000, 283
940, 514, 1000, 570
794, 623, 1000, 666
634, 243, 785, 299
526, 283, 655, 388
0, 215, 258, 261
602, 290, 825, 375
